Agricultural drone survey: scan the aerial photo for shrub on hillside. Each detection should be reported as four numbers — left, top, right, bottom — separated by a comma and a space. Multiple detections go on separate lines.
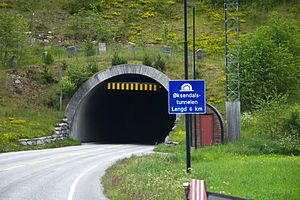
41, 65, 56, 84
62, 62, 97, 98
61, 77, 77, 98
61, 60, 68, 70
0, 12, 28, 67
84, 39, 94, 57
154, 54, 165, 71
239, 13, 299, 111
142, 54, 152, 67
241, 94, 300, 155
44, 53, 54, 65
86, 61, 98, 74
67, 63, 94, 89
111, 52, 127, 66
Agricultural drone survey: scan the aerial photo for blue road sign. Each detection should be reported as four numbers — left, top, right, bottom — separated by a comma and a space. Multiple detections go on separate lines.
169, 80, 206, 114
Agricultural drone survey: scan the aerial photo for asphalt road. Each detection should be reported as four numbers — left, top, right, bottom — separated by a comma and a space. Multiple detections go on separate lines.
0, 143, 154, 200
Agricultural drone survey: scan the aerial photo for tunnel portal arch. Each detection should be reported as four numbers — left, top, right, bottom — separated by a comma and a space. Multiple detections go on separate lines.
65, 64, 178, 143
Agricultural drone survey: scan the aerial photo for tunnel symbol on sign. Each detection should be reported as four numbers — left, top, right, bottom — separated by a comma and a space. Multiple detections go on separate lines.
180, 83, 194, 92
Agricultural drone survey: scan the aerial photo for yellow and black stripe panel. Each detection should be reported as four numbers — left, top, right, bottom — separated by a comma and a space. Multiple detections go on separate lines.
107, 82, 160, 91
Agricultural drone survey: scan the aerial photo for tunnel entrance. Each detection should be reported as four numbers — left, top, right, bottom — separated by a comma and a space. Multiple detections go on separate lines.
66, 64, 177, 144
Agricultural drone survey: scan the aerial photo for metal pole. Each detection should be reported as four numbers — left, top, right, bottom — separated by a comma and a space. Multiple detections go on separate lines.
184, 0, 191, 174
192, 7, 195, 80
192, 7, 197, 149
58, 54, 63, 112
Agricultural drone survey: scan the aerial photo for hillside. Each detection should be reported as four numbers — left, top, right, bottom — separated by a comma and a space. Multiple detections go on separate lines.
0, 0, 299, 152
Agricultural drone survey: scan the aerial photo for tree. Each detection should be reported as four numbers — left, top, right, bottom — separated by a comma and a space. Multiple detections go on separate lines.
0, 12, 28, 67
239, 13, 299, 111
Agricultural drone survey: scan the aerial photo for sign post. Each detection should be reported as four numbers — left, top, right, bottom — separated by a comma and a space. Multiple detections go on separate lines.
169, 80, 205, 173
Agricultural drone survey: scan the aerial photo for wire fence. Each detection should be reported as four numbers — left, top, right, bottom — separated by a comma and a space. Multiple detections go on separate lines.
2, 42, 224, 70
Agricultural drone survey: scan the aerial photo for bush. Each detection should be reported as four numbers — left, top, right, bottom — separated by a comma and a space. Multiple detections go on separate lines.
154, 54, 165, 71
61, 60, 98, 99
84, 39, 94, 57
239, 13, 299, 111
0, 12, 28, 67
111, 52, 127, 66
61, 60, 68, 70
47, 95, 59, 109
142, 54, 152, 67
67, 63, 93, 89
44, 53, 54, 65
87, 61, 98, 74
279, 110, 300, 154
61, 77, 77, 98
241, 94, 300, 155
41, 65, 56, 84
68, 10, 87, 40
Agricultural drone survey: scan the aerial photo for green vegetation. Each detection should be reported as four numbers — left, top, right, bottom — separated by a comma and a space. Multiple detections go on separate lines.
142, 54, 152, 67
0, 11, 28, 66
240, 13, 300, 111
44, 53, 54, 65
103, 145, 299, 200
0, 113, 81, 152
0, 5, 298, 199
111, 52, 128, 66
102, 97, 300, 199
153, 54, 166, 71
241, 95, 300, 155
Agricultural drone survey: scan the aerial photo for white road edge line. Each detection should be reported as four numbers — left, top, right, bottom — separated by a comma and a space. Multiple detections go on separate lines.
67, 164, 99, 200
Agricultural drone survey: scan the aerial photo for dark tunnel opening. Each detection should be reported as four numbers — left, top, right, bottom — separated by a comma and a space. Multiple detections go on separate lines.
75, 74, 176, 144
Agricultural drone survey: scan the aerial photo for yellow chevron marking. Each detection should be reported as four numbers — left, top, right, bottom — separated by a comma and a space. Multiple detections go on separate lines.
144, 84, 148, 90
154, 85, 157, 91
112, 83, 115, 90
121, 83, 124, 90
108, 83, 111, 89
126, 83, 129, 90
149, 84, 152, 91
140, 84, 143, 90
117, 83, 120, 90
135, 83, 139, 90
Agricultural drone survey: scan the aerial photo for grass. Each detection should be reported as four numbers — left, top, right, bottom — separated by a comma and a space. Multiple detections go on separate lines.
102, 105, 300, 199
0, 137, 81, 153
0, 63, 82, 152
102, 144, 300, 200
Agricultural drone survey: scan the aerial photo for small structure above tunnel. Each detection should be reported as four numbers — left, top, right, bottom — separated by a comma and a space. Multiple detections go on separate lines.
65, 64, 178, 144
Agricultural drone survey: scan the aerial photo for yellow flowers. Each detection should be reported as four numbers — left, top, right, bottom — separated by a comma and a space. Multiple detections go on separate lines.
167, 1, 175, 5
141, 11, 156, 19
103, 15, 113, 19
127, 3, 139, 8
155, 37, 162, 42
177, 130, 185, 135
217, 76, 226, 86
130, 30, 137, 35
129, 36, 136, 43
135, 26, 142, 31
112, 12, 121, 16
0, 3, 8, 7
211, 13, 222, 21
9, 117, 26, 124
